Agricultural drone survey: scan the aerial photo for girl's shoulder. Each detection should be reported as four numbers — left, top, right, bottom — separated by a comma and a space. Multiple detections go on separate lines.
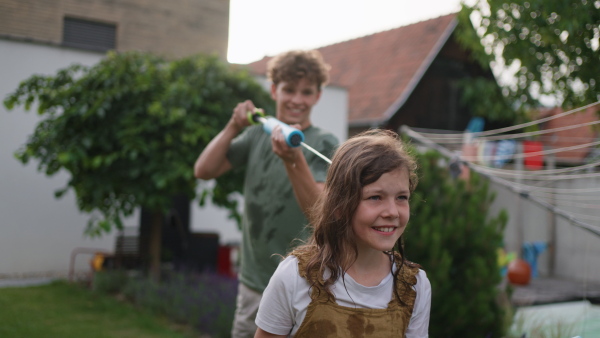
268, 255, 304, 292
288, 247, 319, 279
277, 255, 300, 274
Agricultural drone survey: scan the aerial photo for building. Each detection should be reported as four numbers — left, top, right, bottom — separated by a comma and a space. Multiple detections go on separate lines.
1, 0, 349, 278
0, 0, 230, 278
0, 0, 229, 59
248, 13, 495, 136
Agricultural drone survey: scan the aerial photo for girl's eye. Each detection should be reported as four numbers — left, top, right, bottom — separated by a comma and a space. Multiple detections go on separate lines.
367, 195, 381, 200
398, 195, 409, 201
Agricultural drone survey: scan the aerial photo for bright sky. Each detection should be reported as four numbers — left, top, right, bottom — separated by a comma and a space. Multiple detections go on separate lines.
227, 0, 465, 64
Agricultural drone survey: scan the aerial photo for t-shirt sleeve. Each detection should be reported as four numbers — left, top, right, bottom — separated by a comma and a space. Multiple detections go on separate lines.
255, 256, 300, 336
405, 269, 432, 338
308, 133, 338, 183
226, 126, 255, 167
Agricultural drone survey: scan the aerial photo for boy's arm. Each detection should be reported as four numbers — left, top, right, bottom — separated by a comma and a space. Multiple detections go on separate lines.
283, 151, 324, 216
271, 126, 325, 216
194, 100, 254, 179
193, 119, 239, 179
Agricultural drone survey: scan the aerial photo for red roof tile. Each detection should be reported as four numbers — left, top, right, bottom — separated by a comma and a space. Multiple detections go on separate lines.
246, 13, 457, 124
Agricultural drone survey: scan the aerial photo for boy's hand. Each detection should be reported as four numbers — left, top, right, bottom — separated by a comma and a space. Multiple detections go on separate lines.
271, 124, 302, 164
230, 100, 255, 131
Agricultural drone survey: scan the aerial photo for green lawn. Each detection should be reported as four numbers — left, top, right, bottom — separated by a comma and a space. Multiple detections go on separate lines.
0, 280, 200, 338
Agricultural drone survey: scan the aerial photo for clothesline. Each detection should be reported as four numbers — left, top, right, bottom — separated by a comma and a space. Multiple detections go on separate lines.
412, 100, 600, 140
416, 120, 600, 143
403, 126, 600, 177
529, 191, 600, 202
476, 100, 600, 137
400, 125, 600, 237
541, 199, 600, 210
459, 140, 600, 162
490, 179, 600, 194
469, 161, 600, 176
471, 165, 600, 180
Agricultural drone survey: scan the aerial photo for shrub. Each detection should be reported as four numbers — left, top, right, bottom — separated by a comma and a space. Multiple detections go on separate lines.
93, 269, 237, 337
406, 150, 509, 337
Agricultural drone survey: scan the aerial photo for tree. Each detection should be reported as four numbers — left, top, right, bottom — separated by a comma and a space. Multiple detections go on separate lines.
406, 150, 509, 337
457, 0, 600, 112
4, 51, 274, 279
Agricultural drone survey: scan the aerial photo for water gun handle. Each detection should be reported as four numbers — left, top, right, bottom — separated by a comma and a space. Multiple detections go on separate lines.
262, 117, 305, 147
248, 110, 305, 147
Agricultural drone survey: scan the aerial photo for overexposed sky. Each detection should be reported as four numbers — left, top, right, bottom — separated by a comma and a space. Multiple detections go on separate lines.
227, 0, 465, 64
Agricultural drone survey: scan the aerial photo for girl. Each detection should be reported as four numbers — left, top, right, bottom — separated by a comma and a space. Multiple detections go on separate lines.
255, 129, 431, 337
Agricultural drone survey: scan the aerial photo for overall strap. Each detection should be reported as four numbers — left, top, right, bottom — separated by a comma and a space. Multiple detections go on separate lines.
293, 249, 332, 303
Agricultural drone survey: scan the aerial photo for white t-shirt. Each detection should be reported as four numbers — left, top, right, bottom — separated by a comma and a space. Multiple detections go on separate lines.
256, 255, 431, 337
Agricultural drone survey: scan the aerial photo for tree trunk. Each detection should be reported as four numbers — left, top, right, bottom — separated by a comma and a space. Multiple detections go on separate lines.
149, 211, 163, 281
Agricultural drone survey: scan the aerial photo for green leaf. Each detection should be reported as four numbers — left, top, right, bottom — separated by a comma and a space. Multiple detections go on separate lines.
5, 51, 271, 236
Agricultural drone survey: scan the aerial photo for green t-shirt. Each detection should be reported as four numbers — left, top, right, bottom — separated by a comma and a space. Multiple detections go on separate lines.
227, 124, 338, 292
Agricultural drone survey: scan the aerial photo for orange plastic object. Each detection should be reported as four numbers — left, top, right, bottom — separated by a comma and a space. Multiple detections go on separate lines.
507, 258, 531, 285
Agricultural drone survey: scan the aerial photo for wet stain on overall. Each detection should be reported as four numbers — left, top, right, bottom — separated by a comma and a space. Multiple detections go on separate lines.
347, 313, 375, 338
303, 319, 337, 337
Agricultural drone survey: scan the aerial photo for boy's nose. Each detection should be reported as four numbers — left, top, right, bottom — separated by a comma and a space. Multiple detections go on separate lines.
291, 92, 304, 103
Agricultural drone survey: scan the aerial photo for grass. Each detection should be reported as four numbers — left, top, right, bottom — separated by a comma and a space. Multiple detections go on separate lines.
0, 280, 199, 338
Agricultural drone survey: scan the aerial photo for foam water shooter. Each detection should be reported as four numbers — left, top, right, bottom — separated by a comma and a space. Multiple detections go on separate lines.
247, 109, 332, 164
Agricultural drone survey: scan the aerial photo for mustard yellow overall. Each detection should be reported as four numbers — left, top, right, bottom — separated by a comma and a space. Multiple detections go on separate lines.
293, 251, 419, 338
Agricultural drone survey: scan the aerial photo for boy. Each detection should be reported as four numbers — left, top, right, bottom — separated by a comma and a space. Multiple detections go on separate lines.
194, 50, 338, 337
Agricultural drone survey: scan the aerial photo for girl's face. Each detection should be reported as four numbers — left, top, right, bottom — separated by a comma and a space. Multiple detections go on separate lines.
351, 167, 411, 254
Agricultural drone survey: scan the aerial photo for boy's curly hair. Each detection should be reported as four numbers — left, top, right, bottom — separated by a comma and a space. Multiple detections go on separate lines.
266, 50, 330, 89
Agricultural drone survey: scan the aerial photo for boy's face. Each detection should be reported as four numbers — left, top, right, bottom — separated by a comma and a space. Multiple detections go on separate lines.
271, 77, 321, 130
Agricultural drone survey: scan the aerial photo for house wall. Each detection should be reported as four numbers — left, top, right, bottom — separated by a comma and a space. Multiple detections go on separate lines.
488, 177, 600, 283
0, 0, 229, 59
0, 39, 122, 278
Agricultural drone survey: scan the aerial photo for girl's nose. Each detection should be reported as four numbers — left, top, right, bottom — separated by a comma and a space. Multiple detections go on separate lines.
381, 199, 399, 219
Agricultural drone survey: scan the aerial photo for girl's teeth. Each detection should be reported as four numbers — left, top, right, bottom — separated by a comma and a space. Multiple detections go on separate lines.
373, 227, 394, 233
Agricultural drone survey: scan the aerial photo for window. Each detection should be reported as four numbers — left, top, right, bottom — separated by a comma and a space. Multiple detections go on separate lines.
62, 17, 116, 52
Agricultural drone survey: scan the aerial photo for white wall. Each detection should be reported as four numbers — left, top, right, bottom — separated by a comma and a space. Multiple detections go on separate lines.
488, 177, 600, 283
0, 39, 128, 278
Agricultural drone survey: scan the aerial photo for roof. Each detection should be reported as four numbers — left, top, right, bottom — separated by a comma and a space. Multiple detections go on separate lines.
246, 13, 458, 126
537, 106, 599, 163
